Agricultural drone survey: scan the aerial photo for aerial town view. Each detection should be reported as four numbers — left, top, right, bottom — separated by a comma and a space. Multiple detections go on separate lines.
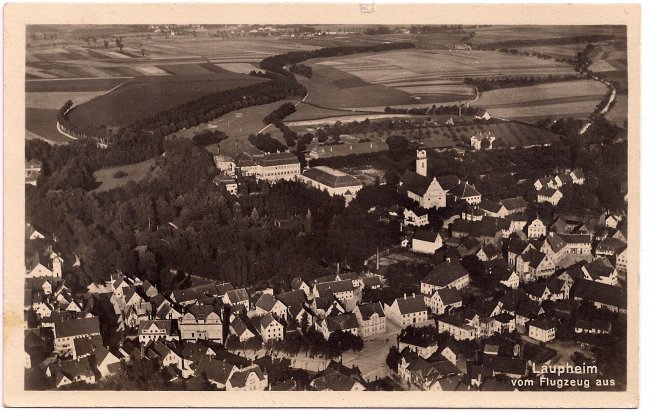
23, 24, 629, 392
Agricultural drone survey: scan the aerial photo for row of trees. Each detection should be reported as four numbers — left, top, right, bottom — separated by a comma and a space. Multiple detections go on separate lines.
463, 74, 581, 92
191, 129, 229, 147
248, 132, 287, 153
288, 63, 313, 78
263, 102, 297, 126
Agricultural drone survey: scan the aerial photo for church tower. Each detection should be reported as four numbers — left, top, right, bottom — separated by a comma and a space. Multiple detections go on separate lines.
416, 145, 427, 177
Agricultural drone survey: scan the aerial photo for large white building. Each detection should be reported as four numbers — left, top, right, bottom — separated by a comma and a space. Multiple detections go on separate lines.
299, 166, 363, 204
236, 152, 301, 183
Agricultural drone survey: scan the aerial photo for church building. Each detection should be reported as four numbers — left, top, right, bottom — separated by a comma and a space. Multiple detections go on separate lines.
399, 146, 446, 209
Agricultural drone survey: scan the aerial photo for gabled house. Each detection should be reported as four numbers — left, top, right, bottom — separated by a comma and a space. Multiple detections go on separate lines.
412, 230, 444, 255
178, 304, 223, 343
403, 207, 430, 227
537, 187, 563, 206
94, 346, 127, 379
499, 197, 527, 216
313, 280, 354, 302
570, 169, 585, 185
310, 367, 366, 391
352, 302, 386, 338
540, 232, 568, 264
581, 258, 619, 286
46, 357, 96, 387
490, 264, 519, 289
252, 293, 288, 320
290, 278, 311, 296
528, 317, 556, 342
558, 234, 592, 255
425, 288, 463, 315
317, 313, 359, 340
479, 199, 507, 218
252, 313, 285, 342
476, 243, 501, 262
420, 261, 470, 295
138, 320, 177, 343
449, 181, 482, 205
226, 365, 269, 391
437, 315, 476, 341
385, 294, 428, 328
223, 288, 250, 310
526, 218, 547, 239
229, 315, 256, 342
26, 251, 63, 278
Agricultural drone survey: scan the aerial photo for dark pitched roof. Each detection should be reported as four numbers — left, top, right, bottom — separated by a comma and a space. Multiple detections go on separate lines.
596, 237, 626, 254
254, 293, 280, 312
583, 258, 616, 280
500, 197, 527, 211
437, 175, 460, 191
401, 170, 436, 197
436, 288, 463, 305
480, 199, 504, 214
483, 355, 527, 377
356, 302, 385, 320
449, 181, 481, 198
54, 316, 101, 339
361, 276, 382, 288
538, 187, 560, 198
290, 278, 307, 291
215, 283, 235, 296
413, 230, 441, 243
258, 152, 299, 167
302, 166, 362, 188
197, 357, 236, 385
528, 317, 556, 330
311, 369, 361, 391
326, 313, 359, 332
422, 262, 469, 289
225, 288, 249, 304
394, 294, 427, 314
315, 280, 354, 296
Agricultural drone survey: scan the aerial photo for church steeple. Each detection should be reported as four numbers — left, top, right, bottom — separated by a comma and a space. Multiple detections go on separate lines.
416, 145, 427, 177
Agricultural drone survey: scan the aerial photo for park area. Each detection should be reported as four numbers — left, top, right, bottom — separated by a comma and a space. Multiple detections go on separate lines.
91, 157, 157, 193
168, 98, 301, 157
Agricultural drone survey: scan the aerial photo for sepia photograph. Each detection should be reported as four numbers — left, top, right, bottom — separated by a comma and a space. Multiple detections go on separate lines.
4, 3, 640, 407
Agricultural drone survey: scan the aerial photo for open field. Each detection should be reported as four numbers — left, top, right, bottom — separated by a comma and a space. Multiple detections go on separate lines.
470, 25, 626, 45
92, 158, 157, 193
25, 108, 69, 143
26, 91, 110, 110
285, 103, 375, 122
301, 49, 575, 110
297, 64, 420, 110
26, 37, 321, 80
26, 77, 128, 93
478, 80, 608, 121
314, 49, 575, 84
170, 99, 300, 157
68, 73, 266, 129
